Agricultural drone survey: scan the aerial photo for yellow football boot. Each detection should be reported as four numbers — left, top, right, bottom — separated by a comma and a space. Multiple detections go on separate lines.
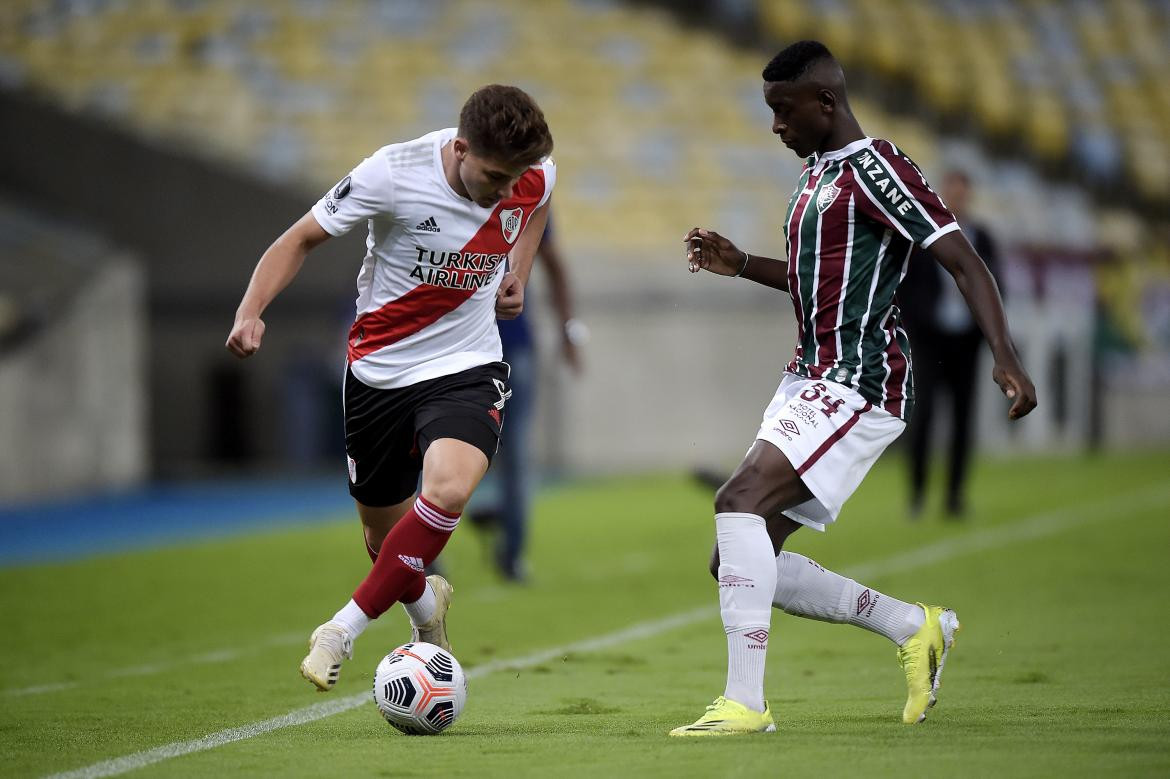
897, 604, 961, 723
669, 696, 777, 736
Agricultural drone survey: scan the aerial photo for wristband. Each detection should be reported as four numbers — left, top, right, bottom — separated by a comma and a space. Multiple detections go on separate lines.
563, 318, 590, 346
734, 251, 750, 277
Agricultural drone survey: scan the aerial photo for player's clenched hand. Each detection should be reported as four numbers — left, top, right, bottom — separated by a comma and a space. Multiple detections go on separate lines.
495, 271, 524, 320
226, 316, 265, 358
992, 359, 1037, 420
683, 227, 746, 277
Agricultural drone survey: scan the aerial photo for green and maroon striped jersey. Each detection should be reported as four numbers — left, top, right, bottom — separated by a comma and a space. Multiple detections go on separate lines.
782, 137, 959, 420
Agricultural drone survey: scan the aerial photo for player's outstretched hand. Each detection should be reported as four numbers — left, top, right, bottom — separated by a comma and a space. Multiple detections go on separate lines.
992, 359, 1037, 420
496, 271, 524, 320
226, 316, 265, 358
683, 227, 746, 277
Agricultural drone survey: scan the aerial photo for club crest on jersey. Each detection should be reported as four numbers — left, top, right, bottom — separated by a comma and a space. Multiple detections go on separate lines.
816, 182, 841, 213
499, 207, 523, 245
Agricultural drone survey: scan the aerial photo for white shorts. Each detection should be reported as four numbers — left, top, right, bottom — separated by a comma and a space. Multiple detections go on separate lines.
754, 373, 905, 532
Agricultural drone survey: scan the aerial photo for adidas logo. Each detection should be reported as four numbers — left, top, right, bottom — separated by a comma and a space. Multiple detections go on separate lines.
416, 216, 440, 232
398, 554, 424, 572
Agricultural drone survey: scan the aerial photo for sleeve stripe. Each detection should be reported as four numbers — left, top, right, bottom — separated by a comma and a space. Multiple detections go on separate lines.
866, 147, 942, 233
920, 221, 961, 249
852, 171, 914, 241
379, 151, 397, 217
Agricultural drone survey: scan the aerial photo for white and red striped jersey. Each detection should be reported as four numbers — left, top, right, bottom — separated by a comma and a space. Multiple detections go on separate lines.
311, 127, 555, 389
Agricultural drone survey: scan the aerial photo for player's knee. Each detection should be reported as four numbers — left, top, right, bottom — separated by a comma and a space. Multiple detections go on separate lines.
420, 480, 474, 516
714, 473, 760, 515
424, 489, 471, 516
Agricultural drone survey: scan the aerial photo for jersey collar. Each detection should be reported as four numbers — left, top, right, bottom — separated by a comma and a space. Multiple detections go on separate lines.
811, 136, 873, 174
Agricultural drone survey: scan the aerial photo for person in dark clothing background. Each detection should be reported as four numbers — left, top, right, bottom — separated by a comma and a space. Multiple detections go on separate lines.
901, 169, 1003, 519
470, 213, 583, 581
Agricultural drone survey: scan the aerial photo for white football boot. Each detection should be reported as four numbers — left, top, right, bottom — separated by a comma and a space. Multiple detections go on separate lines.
299, 621, 353, 691
410, 575, 454, 652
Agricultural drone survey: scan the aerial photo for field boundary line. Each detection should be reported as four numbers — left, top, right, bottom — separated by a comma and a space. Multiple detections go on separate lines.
45, 482, 1170, 779
19, 482, 1166, 701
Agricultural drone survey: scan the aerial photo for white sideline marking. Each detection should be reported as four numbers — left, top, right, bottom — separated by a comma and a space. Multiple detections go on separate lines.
44, 608, 713, 779
21, 482, 1167, 701
43, 483, 1170, 778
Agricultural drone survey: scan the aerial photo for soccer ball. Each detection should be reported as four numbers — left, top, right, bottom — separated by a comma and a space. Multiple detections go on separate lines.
372, 642, 467, 735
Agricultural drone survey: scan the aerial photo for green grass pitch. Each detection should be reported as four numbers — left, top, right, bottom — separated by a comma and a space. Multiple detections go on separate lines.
3, 452, 1169, 777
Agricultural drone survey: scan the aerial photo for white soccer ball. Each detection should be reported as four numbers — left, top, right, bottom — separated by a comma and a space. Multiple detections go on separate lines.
372, 642, 467, 735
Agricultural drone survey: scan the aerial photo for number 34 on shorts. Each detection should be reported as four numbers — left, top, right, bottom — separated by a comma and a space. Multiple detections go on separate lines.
755, 374, 904, 477
754, 374, 905, 527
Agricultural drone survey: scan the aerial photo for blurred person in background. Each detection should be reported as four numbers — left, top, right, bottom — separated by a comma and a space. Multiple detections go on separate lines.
225, 85, 555, 693
469, 212, 584, 582
900, 169, 1002, 519
672, 41, 1035, 737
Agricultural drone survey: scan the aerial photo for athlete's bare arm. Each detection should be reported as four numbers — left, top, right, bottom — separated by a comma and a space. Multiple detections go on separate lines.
496, 200, 550, 320
683, 227, 789, 292
533, 218, 583, 372
928, 230, 1037, 420
226, 212, 332, 358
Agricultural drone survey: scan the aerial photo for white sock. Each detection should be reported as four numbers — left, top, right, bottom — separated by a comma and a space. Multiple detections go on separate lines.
772, 551, 925, 645
332, 599, 371, 639
402, 580, 437, 628
716, 512, 776, 713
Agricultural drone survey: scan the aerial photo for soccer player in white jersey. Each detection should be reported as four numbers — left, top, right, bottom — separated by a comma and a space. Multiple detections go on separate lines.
670, 42, 1037, 735
225, 85, 556, 692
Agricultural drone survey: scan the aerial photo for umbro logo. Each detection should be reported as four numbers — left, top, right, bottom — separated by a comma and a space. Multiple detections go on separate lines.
856, 588, 879, 617
398, 555, 424, 572
416, 216, 441, 232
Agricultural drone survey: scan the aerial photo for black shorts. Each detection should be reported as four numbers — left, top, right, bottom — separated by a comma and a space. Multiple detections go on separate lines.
343, 362, 510, 507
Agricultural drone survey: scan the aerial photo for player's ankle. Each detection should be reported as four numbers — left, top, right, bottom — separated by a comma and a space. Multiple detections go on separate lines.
332, 599, 371, 639
402, 580, 437, 627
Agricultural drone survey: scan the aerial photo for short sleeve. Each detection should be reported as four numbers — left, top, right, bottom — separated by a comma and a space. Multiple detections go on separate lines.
849, 143, 959, 249
536, 157, 556, 208
311, 150, 395, 237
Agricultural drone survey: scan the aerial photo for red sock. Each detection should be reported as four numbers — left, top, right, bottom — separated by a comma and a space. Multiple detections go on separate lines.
352, 496, 459, 619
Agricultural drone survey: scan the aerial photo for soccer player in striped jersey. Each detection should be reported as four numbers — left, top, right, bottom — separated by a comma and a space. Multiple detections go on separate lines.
670, 41, 1036, 736
226, 85, 555, 692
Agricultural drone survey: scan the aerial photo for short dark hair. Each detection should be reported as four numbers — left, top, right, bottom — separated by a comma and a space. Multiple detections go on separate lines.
762, 40, 834, 82
458, 85, 553, 166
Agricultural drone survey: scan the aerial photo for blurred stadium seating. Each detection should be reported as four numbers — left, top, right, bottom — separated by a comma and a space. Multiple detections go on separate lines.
5, 0, 1160, 253
758, 0, 1170, 204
